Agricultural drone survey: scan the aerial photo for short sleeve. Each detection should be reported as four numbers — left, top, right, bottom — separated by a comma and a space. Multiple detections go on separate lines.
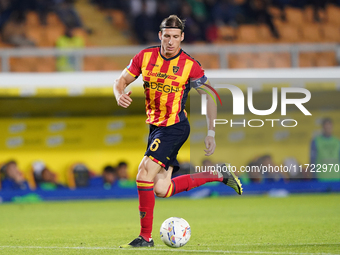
125, 51, 143, 78
189, 60, 207, 89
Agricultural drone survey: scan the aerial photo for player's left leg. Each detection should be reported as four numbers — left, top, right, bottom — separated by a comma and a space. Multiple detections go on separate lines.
120, 156, 161, 248
154, 162, 242, 198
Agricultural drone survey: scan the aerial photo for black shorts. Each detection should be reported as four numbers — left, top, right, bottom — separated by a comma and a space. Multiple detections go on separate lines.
145, 119, 190, 172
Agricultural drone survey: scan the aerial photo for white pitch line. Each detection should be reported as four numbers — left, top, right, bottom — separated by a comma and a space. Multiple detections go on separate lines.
0, 246, 338, 255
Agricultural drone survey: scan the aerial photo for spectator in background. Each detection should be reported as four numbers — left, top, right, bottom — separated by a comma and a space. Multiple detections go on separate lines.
68, 163, 91, 188
103, 165, 117, 185
180, 2, 205, 43
310, 0, 328, 22
1, 11, 35, 47
132, 1, 157, 44
259, 154, 288, 182
310, 118, 340, 181
154, 1, 171, 34
247, 154, 287, 183
32, 161, 63, 188
247, 157, 263, 183
116, 161, 128, 180
202, 159, 214, 169
56, 28, 85, 71
213, 0, 243, 26
0, 0, 12, 32
55, 0, 91, 33
0, 160, 29, 190
246, 0, 279, 38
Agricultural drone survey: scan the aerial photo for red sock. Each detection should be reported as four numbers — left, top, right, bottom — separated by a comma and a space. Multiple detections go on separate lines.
136, 180, 155, 241
163, 172, 222, 198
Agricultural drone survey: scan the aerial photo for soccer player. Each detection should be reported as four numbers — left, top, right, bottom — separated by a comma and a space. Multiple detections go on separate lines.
113, 15, 242, 248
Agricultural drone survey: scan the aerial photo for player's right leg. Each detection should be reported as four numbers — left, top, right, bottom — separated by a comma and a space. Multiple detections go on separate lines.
119, 156, 161, 248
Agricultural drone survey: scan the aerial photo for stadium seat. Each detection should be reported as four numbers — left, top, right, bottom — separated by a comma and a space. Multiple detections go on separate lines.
315, 52, 337, 67
252, 56, 271, 68
228, 53, 256, 68
0, 37, 13, 48
45, 25, 65, 47
303, 6, 327, 23
217, 25, 236, 43
46, 13, 63, 27
268, 6, 282, 19
35, 57, 56, 72
257, 25, 275, 43
11, 62, 31, 72
102, 60, 121, 71
304, 6, 314, 23
11, 57, 38, 72
285, 7, 305, 26
84, 56, 105, 71
25, 168, 37, 190
278, 25, 301, 43
301, 23, 322, 42
25, 11, 40, 27
271, 53, 291, 68
109, 9, 128, 30
72, 28, 89, 45
191, 54, 220, 69
236, 25, 259, 44
26, 27, 45, 47
326, 5, 340, 25
299, 52, 317, 67
273, 19, 285, 30
321, 24, 340, 42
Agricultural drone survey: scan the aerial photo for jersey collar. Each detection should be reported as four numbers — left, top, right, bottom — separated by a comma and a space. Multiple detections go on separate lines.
159, 47, 182, 61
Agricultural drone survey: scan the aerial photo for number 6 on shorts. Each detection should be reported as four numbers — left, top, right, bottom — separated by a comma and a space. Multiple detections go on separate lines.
150, 138, 161, 151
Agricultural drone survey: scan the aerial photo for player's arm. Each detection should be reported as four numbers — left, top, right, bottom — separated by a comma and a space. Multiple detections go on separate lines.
113, 69, 136, 108
196, 80, 217, 156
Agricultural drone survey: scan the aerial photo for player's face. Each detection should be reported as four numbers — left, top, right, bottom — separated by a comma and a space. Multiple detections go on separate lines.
323, 121, 333, 136
159, 29, 184, 58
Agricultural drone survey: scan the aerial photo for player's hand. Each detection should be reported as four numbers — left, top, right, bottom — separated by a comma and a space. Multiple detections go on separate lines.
117, 91, 132, 108
204, 136, 216, 156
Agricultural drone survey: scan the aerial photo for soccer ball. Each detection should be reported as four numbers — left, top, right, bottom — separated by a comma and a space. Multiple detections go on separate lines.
160, 217, 191, 248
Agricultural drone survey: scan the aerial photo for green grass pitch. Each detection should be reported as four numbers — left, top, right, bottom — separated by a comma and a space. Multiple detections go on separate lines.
0, 194, 339, 255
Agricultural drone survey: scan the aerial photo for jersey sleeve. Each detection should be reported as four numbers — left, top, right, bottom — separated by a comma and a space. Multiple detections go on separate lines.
189, 60, 207, 89
125, 50, 143, 78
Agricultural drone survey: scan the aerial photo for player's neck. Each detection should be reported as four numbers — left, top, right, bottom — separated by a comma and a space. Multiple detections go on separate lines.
160, 47, 181, 59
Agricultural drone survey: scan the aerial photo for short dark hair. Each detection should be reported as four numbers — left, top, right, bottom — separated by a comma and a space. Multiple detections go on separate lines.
322, 117, 332, 126
117, 162, 127, 168
160, 15, 185, 32
103, 165, 116, 174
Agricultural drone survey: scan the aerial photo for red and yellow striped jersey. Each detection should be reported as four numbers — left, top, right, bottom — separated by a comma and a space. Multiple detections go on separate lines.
126, 46, 205, 127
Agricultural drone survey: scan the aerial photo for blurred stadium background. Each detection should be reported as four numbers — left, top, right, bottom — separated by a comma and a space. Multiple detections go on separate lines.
0, 0, 340, 202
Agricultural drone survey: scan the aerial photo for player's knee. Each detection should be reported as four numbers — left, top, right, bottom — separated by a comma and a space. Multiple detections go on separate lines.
154, 185, 167, 198
136, 164, 148, 181
136, 157, 160, 182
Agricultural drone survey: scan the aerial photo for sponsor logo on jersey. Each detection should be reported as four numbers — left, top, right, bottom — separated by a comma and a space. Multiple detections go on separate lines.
146, 71, 177, 80
143, 81, 180, 93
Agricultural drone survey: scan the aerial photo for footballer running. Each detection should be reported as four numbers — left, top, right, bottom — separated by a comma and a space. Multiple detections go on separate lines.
113, 15, 243, 248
